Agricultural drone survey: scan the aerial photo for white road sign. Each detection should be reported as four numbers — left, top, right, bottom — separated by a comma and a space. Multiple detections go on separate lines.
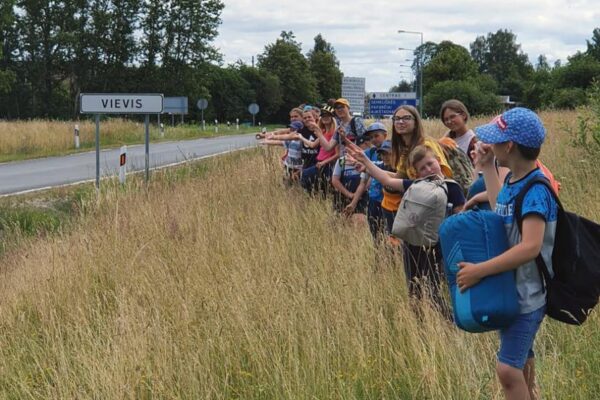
80, 93, 163, 114
341, 77, 366, 115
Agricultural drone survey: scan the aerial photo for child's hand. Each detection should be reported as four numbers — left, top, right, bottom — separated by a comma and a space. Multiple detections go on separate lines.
473, 142, 494, 168
457, 262, 483, 292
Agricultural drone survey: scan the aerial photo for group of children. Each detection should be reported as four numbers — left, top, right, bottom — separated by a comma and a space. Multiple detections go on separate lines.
259, 98, 557, 400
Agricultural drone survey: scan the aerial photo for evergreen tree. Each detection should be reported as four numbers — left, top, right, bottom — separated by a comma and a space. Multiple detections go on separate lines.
307, 34, 342, 101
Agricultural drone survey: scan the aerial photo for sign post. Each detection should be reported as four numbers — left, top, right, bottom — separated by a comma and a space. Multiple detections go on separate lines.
367, 92, 417, 117
119, 145, 127, 184
80, 93, 163, 189
248, 103, 260, 126
197, 98, 208, 130
74, 124, 80, 149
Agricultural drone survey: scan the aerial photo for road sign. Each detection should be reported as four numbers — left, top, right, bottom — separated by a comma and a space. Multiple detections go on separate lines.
197, 98, 208, 110
248, 103, 260, 115
368, 98, 417, 117
80, 93, 163, 114
368, 92, 417, 100
163, 97, 188, 115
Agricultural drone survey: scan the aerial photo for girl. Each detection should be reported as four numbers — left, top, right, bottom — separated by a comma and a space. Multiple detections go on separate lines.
440, 99, 477, 162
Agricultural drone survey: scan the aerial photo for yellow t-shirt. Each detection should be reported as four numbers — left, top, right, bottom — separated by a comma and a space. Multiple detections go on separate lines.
381, 138, 453, 212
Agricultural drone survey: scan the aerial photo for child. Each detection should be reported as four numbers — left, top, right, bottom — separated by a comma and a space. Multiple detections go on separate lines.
260, 120, 304, 184
331, 135, 371, 222
458, 108, 557, 400
348, 143, 465, 316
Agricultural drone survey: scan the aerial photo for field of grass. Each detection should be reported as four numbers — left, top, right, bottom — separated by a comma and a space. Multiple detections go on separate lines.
0, 118, 277, 163
0, 110, 598, 398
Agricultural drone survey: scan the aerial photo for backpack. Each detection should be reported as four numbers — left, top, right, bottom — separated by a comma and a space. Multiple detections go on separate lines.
392, 175, 455, 246
515, 176, 600, 325
438, 137, 474, 195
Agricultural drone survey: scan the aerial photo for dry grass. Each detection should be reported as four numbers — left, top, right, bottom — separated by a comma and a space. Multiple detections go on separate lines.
0, 111, 597, 398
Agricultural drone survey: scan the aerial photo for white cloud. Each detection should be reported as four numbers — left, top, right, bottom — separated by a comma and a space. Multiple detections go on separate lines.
216, 0, 599, 92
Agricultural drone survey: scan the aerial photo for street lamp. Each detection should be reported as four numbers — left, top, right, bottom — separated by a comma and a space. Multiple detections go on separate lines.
398, 30, 424, 115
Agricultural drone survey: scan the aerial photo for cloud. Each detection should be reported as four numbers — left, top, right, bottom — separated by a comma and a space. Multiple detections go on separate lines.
216, 0, 599, 91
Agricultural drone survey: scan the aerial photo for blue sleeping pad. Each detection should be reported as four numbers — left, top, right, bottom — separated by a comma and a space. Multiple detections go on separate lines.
439, 210, 519, 332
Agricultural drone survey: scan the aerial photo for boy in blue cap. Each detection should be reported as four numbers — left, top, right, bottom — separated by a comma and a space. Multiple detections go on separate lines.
457, 108, 557, 400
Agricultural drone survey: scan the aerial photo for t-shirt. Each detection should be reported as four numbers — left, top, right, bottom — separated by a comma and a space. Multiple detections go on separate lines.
316, 127, 337, 162
360, 147, 384, 202
284, 139, 303, 169
446, 129, 476, 157
333, 116, 366, 156
495, 168, 558, 314
299, 127, 319, 169
396, 138, 453, 180
332, 156, 362, 191
380, 164, 403, 212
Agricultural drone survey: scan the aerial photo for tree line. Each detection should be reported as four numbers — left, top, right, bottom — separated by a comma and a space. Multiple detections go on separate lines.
393, 28, 600, 117
0, 1, 599, 122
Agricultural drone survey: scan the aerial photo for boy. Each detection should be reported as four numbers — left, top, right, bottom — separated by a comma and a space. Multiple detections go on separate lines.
260, 120, 304, 184
457, 108, 557, 400
347, 143, 465, 316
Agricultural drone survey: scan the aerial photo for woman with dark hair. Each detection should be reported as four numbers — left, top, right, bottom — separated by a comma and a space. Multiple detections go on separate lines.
440, 99, 477, 162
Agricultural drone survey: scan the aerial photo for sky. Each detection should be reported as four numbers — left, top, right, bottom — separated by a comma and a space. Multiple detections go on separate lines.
213, 0, 600, 93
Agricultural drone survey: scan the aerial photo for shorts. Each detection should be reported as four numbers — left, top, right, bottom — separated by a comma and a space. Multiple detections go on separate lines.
497, 306, 545, 369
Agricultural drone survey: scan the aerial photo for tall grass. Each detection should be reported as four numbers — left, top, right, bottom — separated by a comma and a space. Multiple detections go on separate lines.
0, 111, 597, 398
0, 119, 276, 162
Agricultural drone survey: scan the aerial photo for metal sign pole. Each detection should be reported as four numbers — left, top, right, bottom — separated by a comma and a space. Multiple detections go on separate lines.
95, 114, 100, 189
145, 114, 150, 182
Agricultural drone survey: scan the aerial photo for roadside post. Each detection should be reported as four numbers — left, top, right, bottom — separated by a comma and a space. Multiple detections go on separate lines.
248, 103, 259, 126
80, 93, 164, 189
197, 98, 208, 130
236, 118, 239, 130
74, 124, 80, 149
160, 123, 165, 137
119, 145, 127, 184
214, 119, 218, 134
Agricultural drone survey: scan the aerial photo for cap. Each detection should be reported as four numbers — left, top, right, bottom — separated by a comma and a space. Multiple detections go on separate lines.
475, 107, 545, 148
321, 105, 335, 115
334, 98, 350, 108
377, 140, 392, 153
365, 122, 387, 135
288, 121, 304, 131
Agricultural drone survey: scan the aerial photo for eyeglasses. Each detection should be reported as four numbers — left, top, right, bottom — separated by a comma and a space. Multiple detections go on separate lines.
334, 105, 346, 110
443, 113, 463, 124
392, 115, 414, 123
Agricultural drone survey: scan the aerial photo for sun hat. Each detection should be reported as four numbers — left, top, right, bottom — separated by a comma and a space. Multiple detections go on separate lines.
475, 107, 545, 148
334, 98, 350, 108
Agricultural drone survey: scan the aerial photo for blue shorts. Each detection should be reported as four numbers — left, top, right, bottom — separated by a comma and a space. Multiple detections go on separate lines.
497, 306, 545, 369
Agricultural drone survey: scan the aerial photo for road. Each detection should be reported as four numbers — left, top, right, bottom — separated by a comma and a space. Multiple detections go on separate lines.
0, 134, 258, 195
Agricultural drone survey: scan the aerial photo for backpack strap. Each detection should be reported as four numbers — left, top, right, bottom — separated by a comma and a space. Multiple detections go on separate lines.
350, 117, 357, 137
514, 176, 563, 290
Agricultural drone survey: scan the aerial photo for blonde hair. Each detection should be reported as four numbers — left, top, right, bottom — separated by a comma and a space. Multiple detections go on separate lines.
408, 145, 437, 169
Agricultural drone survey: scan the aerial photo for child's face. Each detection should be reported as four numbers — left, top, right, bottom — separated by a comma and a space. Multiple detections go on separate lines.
371, 131, 387, 146
442, 108, 467, 131
290, 112, 302, 122
491, 142, 511, 167
380, 152, 392, 166
414, 153, 442, 178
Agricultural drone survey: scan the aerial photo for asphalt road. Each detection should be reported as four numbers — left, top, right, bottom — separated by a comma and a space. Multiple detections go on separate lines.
0, 134, 258, 195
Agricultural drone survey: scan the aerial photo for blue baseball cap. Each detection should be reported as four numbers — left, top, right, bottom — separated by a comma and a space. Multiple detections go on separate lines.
377, 140, 392, 153
365, 122, 387, 136
288, 121, 304, 131
475, 107, 545, 148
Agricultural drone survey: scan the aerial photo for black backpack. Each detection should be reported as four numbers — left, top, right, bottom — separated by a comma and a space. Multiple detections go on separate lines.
515, 176, 600, 325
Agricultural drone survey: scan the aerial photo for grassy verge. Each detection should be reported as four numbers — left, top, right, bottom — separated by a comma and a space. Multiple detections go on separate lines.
0, 119, 279, 163
0, 111, 597, 398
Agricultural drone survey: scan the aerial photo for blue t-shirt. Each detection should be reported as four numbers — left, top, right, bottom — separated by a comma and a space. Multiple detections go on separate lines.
361, 147, 384, 202
495, 168, 558, 314
284, 140, 303, 169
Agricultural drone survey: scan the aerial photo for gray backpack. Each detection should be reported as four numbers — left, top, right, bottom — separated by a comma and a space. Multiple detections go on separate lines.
392, 175, 455, 247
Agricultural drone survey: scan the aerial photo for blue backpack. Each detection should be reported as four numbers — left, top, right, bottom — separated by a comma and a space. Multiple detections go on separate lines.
439, 210, 520, 332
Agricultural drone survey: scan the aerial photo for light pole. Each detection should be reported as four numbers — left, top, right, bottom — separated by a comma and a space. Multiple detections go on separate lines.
398, 30, 424, 115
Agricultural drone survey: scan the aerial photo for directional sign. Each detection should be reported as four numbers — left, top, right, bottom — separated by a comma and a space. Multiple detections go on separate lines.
80, 93, 163, 114
369, 98, 417, 117
163, 96, 188, 115
248, 103, 260, 115
197, 98, 208, 110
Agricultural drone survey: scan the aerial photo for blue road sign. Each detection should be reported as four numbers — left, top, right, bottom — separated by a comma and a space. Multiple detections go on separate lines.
369, 98, 417, 116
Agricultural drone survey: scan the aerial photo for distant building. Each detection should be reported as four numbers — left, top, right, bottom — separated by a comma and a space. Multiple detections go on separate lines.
498, 95, 518, 109
342, 77, 366, 115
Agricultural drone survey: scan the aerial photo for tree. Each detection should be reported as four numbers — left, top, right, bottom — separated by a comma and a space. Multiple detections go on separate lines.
0, 0, 16, 95
554, 54, 600, 89
586, 27, 600, 61
424, 80, 500, 117
307, 34, 342, 101
469, 29, 533, 99
389, 80, 413, 93
206, 65, 253, 122
422, 41, 478, 92
238, 64, 283, 121
258, 31, 317, 121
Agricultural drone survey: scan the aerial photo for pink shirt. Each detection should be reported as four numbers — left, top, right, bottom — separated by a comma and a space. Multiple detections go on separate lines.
316, 127, 336, 162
